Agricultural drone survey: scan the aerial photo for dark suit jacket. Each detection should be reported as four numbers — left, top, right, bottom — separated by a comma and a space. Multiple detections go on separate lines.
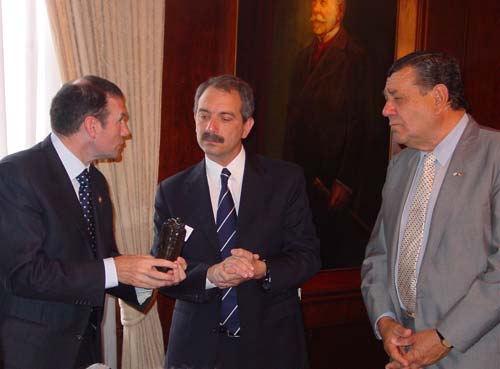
361, 117, 500, 369
155, 153, 320, 369
284, 28, 377, 268
0, 136, 146, 369
284, 27, 374, 197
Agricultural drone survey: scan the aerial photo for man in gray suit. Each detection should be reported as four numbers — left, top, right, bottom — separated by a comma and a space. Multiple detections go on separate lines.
361, 51, 500, 369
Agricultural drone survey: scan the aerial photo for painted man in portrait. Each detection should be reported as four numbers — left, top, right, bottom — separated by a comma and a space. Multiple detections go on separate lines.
283, 0, 375, 268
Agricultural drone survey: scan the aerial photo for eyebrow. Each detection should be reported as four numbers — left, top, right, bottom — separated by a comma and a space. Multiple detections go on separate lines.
197, 109, 237, 118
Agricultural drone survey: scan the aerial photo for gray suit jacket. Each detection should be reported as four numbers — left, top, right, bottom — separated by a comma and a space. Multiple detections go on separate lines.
361, 116, 500, 369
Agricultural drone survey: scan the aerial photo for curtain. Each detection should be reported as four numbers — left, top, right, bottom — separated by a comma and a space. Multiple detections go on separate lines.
0, 0, 60, 158
45, 1, 166, 368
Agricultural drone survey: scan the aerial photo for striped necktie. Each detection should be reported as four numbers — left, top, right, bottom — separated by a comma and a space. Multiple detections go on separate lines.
216, 168, 240, 336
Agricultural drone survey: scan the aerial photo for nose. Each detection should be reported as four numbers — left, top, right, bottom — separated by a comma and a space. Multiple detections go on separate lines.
205, 117, 219, 132
311, 0, 320, 13
382, 100, 396, 117
121, 121, 131, 137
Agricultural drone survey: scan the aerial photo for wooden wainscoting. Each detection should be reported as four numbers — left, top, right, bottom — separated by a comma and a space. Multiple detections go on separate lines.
301, 269, 387, 369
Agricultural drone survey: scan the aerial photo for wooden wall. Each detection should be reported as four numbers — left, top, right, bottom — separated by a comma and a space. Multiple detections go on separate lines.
155, 0, 499, 367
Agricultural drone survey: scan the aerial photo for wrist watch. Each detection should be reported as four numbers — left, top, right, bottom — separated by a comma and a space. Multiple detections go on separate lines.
259, 261, 271, 292
436, 329, 453, 349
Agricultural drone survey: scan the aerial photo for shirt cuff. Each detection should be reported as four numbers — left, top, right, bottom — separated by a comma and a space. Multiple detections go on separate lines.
374, 312, 397, 339
103, 257, 118, 289
135, 287, 153, 305
205, 277, 217, 289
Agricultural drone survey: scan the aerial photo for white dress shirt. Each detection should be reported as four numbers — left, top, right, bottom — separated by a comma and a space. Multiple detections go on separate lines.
204, 146, 246, 288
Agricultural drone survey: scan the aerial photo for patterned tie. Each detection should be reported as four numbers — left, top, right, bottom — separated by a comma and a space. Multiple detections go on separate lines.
398, 152, 436, 315
76, 169, 97, 258
216, 168, 240, 336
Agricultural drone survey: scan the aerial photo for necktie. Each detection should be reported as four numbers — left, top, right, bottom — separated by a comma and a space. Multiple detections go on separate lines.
398, 152, 436, 315
216, 168, 240, 336
76, 169, 97, 258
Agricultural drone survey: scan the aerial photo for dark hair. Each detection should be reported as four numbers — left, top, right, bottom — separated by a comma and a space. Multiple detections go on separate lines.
50, 75, 124, 135
387, 51, 469, 110
193, 74, 255, 122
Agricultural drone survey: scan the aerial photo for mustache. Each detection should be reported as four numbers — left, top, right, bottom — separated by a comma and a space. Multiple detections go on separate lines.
310, 15, 326, 23
201, 131, 224, 143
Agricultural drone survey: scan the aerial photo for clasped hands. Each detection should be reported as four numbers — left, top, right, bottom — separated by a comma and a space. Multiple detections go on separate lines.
378, 317, 451, 369
114, 255, 187, 289
207, 248, 266, 289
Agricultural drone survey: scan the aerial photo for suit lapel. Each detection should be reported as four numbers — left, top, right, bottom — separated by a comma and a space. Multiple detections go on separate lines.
41, 137, 88, 241
89, 165, 106, 259
184, 161, 220, 254
422, 118, 479, 265
236, 154, 268, 254
300, 28, 349, 95
386, 152, 421, 276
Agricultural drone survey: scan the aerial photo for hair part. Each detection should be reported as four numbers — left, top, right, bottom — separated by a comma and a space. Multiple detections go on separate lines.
387, 51, 469, 110
50, 75, 124, 136
193, 74, 255, 122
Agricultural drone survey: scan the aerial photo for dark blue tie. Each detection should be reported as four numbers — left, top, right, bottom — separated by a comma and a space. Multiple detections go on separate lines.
216, 168, 240, 336
76, 169, 97, 258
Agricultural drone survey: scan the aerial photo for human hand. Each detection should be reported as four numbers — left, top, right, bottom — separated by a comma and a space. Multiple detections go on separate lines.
228, 248, 267, 279
378, 317, 412, 368
392, 329, 451, 369
114, 254, 186, 288
207, 248, 257, 288
328, 181, 351, 209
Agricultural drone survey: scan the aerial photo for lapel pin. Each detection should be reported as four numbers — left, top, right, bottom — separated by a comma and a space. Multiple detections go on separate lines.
452, 171, 463, 177
98, 196, 103, 203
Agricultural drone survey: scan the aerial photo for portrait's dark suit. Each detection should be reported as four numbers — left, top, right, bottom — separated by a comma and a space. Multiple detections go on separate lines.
0, 136, 148, 369
155, 153, 320, 369
362, 117, 500, 369
284, 27, 376, 268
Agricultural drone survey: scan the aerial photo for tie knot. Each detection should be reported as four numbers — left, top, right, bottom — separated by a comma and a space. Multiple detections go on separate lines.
76, 169, 90, 185
220, 168, 231, 187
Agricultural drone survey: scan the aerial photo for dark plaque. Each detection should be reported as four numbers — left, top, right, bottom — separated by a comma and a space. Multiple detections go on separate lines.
156, 217, 185, 272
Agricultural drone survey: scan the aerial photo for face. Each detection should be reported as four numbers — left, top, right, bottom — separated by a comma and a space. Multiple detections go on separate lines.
382, 66, 439, 150
310, 0, 343, 40
195, 86, 254, 166
92, 95, 130, 160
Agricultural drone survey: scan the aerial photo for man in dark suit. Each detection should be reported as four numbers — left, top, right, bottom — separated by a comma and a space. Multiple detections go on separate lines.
361, 51, 500, 369
0, 76, 186, 369
284, 0, 376, 268
155, 75, 320, 369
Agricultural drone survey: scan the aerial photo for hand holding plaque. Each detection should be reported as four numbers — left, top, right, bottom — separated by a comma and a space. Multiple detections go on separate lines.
155, 217, 185, 272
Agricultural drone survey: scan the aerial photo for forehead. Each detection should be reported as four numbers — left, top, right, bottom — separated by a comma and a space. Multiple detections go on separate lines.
197, 87, 242, 111
312, 0, 338, 8
385, 66, 419, 93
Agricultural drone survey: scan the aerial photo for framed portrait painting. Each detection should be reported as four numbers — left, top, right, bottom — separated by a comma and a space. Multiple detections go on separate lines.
237, 0, 398, 269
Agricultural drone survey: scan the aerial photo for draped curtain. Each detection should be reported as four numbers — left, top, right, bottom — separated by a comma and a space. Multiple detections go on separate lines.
45, 1, 166, 368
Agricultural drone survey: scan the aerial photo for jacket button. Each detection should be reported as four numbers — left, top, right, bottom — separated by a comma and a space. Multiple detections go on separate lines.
76, 334, 84, 340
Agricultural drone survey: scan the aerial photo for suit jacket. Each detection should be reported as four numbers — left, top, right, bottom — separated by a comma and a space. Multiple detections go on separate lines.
283, 28, 378, 268
284, 27, 374, 196
0, 136, 146, 369
361, 116, 500, 369
155, 153, 320, 369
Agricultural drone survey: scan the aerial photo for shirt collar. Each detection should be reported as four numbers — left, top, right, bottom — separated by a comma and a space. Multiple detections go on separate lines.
205, 146, 246, 184
420, 112, 468, 167
50, 132, 89, 181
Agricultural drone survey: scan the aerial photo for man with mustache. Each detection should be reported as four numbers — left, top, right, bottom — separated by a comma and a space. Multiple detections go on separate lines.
0, 76, 186, 369
284, 0, 376, 268
155, 75, 320, 369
